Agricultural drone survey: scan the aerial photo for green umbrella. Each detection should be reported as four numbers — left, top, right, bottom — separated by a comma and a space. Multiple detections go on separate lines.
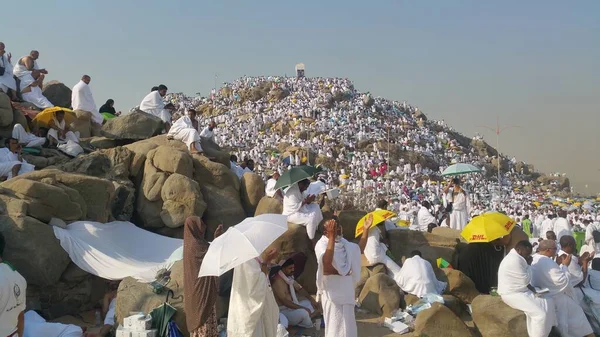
150, 290, 178, 337
274, 167, 312, 190
297, 165, 323, 176
441, 163, 481, 176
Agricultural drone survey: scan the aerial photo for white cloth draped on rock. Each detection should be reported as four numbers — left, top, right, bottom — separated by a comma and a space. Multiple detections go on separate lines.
0, 55, 16, 92
396, 255, 446, 298
282, 183, 323, 239
167, 116, 202, 152
23, 311, 83, 337
531, 254, 593, 337
48, 117, 80, 144
315, 236, 361, 337
498, 249, 555, 337
0, 147, 34, 179
364, 227, 402, 280
71, 80, 103, 125
448, 191, 469, 230
227, 259, 279, 337
140, 91, 171, 124
12, 124, 45, 147
53, 221, 183, 282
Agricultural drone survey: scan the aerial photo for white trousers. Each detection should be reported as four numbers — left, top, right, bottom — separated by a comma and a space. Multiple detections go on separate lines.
12, 124, 45, 147
170, 128, 203, 152
48, 129, 80, 144
501, 292, 555, 337
552, 292, 593, 337
280, 299, 314, 329
22, 86, 54, 109
322, 294, 357, 337
287, 203, 323, 239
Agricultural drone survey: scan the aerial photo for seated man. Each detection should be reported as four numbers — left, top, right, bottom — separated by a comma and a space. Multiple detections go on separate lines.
396, 250, 446, 298
0, 138, 34, 180
139, 84, 171, 132
47, 110, 80, 145
98, 281, 119, 337
271, 258, 320, 329
282, 179, 323, 241
414, 201, 436, 232
531, 240, 594, 337
0, 42, 18, 101
0, 232, 27, 337
12, 51, 53, 109
498, 240, 556, 337
12, 124, 46, 148
230, 155, 245, 179
167, 109, 204, 154
23, 310, 83, 337
364, 219, 402, 281
265, 172, 283, 201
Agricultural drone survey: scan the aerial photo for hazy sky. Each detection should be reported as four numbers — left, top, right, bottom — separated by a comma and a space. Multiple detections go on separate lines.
4, 1, 599, 192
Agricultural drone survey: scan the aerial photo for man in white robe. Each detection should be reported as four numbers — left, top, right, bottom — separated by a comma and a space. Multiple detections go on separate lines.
0, 43, 18, 100
12, 124, 45, 148
272, 258, 320, 329
167, 110, 203, 154
396, 251, 446, 298
415, 201, 437, 232
265, 172, 283, 201
364, 222, 402, 282
0, 232, 27, 337
0, 138, 35, 180
23, 311, 82, 337
12, 52, 53, 109
71, 75, 103, 126
498, 240, 556, 337
315, 219, 363, 337
200, 121, 217, 143
282, 179, 323, 240
227, 248, 280, 337
47, 110, 80, 145
554, 210, 573, 242
531, 240, 594, 337
139, 84, 171, 130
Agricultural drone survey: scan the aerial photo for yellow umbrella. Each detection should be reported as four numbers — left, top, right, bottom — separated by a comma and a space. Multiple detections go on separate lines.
32, 107, 76, 128
573, 202, 582, 207
460, 212, 516, 243
355, 209, 397, 238
533, 201, 541, 207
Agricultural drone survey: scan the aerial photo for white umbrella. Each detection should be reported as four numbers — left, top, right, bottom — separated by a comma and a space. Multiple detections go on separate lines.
198, 214, 288, 277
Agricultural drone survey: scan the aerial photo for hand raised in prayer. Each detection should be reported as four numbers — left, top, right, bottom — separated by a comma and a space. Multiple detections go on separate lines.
363, 213, 374, 233
214, 224, 224, 239
558, 253, 572, 266
324, 219, 338, 240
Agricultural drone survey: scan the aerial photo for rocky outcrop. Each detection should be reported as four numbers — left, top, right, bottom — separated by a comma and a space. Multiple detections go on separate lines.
240, 172, 265, 216
102, 110, 164, 140
358, 273, 403, 317
0, 92, 14, 127
471, 295, 527, 337
42, 81, 72, 108
254, 196, 283, 216
388, 230, 460, 267
440, 268, 480, 304
414, 302, 476, 337
337, 209, 366, 242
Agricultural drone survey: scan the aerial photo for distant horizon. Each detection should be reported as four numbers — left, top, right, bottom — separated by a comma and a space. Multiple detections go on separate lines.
4, 0, 598, 193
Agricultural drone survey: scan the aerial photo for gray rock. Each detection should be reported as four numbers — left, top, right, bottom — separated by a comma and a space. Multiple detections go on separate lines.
42, 81, 72, 108
102, 110, 164, 140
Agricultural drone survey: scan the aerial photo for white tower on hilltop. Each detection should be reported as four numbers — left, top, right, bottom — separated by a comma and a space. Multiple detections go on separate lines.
295, 63, 305, 78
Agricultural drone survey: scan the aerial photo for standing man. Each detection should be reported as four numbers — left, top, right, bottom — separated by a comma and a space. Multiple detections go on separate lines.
521, 214, 532, 238
315, 218, 367, 337
71, 75, 104, 126
0, 232, 27, 337
227, 248, 279, 337
183, 216, 223, 337
0, 42, 18, 101
553, 210, 572, 242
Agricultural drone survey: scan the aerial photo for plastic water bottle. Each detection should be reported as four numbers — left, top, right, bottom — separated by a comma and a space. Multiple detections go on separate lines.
95, 309, 102, 327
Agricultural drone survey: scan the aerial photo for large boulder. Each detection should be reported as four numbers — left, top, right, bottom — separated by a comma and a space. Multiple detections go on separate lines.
200, 137, 231, 168
387, 230, 460, 267
356, 263, 387, 298
431, 227, 465, 242
0, 91, 13, 127
102, 110, 164, 140
267, 223, 318, 294
57, 146, 134, 181
254, 196, 283, 216
337, 210, 366, 242
0, 215, 70, 286
413, 302, 476, 337
471, 295, 527, 337
200, 184, 246, 239
440, 268, 480, 304
1, 169, 116, 223
358, 273, 403, 317
160, 173, 206, 228
240, 172, 265, 216
70, 110, 92, 138
42, 81, 72, 108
